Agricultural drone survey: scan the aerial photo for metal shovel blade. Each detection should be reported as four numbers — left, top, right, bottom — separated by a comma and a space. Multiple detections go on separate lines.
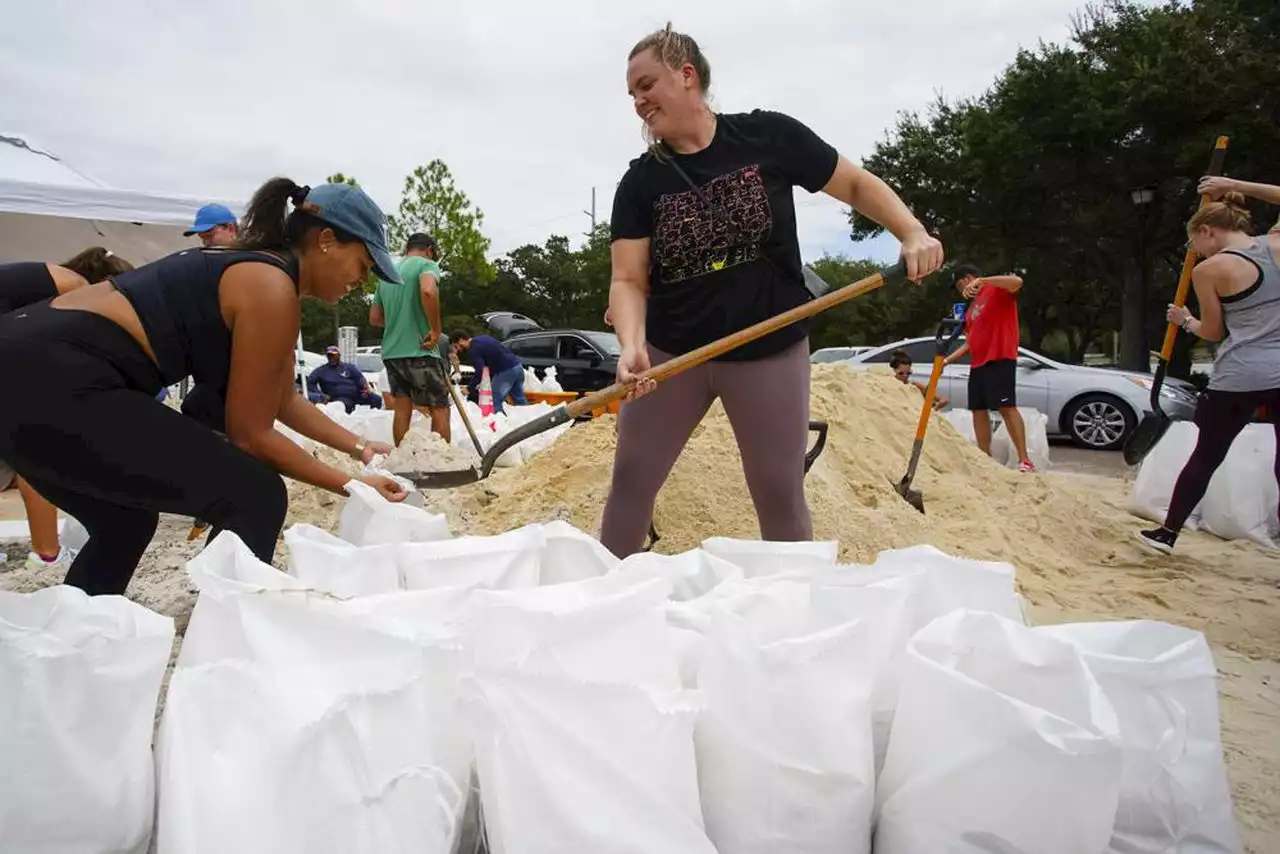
1122, 412, 1170, 467
891, 476, 925, 514
403, 468, 483, 490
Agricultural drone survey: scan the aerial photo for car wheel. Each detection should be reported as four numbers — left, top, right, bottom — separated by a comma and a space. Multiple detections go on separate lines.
1063, 393, 1135, 451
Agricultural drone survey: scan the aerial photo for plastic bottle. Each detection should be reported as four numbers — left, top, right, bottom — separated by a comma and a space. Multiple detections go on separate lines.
478, 366, 494, 417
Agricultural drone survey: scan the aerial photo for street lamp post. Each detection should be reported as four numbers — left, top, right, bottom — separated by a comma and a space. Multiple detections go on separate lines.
1130, 187, 1156, 370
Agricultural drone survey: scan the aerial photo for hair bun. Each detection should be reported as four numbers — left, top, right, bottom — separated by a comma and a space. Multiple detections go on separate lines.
1221, 191, 1248, 209
289, 184, 312, 206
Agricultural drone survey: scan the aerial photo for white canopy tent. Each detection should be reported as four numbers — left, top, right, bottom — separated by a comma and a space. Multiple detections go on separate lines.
0, 132, 241, 265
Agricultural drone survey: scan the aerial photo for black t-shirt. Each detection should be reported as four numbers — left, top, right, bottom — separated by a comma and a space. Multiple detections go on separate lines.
610, 110, 839, 361
0, 262, 58, 316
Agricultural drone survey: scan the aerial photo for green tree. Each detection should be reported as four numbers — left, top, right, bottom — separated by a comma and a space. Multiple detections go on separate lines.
808, 256, 950, 350
851, 0, 1280, 372
493, 224, 612, 329
386, 161, 495, 283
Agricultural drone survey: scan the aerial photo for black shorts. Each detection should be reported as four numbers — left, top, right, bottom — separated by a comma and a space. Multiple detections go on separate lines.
384, 356, 449, 409
968, 359, 1017, 411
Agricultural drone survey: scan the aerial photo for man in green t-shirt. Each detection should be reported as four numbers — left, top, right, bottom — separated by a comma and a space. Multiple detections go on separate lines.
370, 233, 451, 446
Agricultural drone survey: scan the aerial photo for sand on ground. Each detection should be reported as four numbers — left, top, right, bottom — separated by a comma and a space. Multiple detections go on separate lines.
2, 365, 1275, 851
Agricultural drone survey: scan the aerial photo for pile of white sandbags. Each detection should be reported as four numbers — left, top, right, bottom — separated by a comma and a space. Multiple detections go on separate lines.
2, 482, 1241, 853
449, 397, 573, 467
0, 586, 174, 853
943, 406, 1052, 470
1131, 421, 1278, 548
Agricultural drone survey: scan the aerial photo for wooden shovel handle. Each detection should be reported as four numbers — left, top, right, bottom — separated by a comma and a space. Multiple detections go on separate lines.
1159, 135, 1229, 361
565, 260, 910, 419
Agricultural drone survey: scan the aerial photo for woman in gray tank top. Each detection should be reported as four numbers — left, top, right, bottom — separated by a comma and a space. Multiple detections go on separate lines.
1138, 192, 1280, 554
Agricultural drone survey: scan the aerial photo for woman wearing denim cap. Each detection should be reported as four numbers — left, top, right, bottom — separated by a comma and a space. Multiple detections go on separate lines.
602, 23, 943, 557
0, 178, 408, 596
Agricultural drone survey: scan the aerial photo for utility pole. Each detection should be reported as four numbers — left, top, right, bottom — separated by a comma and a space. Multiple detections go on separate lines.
583, 187, 597, 234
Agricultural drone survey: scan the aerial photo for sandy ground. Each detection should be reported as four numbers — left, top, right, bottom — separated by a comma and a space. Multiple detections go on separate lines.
1, 368, 1276, 851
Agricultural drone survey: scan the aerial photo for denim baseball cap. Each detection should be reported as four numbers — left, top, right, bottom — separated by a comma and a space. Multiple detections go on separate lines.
299, 183, 401, 284
183, 203, 238, 236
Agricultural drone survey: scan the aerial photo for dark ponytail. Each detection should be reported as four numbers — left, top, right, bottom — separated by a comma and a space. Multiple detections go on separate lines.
235, 176, 361, 251
61, 246, 135, 282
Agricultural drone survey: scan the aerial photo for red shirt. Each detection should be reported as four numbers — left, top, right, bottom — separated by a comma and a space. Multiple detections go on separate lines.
965, 284, 1020, 367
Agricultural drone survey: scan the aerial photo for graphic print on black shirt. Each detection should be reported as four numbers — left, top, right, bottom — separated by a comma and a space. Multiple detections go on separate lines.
654, 164, 773, 283
610, 110, 838, 361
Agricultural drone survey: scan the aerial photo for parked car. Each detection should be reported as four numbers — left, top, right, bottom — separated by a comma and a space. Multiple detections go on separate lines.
480, 311, 543, 340
811, 346, 872, 364
504, 329, 621, 394
841, 337, 1200, 450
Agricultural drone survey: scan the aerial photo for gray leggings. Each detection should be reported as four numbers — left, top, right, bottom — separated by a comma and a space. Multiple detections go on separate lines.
600, 337, 813, 558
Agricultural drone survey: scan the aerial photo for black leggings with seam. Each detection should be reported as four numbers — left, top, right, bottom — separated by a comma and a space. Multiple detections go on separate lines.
1164, 387, 1280, 533
0, 305, 287, 595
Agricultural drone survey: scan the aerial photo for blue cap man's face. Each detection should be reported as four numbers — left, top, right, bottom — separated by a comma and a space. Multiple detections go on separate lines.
199, 222, 238, 248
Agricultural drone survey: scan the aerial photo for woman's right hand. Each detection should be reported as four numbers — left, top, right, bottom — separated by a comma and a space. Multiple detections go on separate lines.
617, 344, 655, 400
1166, 303, 1192, 326
1197, 176, 1238, 199
359, 474, 408, 502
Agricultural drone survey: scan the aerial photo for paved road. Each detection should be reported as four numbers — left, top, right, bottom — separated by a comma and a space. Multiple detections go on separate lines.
1048, 440, 1131, 479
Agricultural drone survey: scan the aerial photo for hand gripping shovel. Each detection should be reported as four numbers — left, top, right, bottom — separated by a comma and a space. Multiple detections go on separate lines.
1122, 135, 1229, 466
893, 317, 965, 513
468, 259, 911, 481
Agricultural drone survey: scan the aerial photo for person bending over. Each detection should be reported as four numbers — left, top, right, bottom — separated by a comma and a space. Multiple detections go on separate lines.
0, 179, 407, 596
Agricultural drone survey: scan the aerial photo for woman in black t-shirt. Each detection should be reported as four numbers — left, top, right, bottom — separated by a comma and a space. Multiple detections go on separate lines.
601, 24, 944, 557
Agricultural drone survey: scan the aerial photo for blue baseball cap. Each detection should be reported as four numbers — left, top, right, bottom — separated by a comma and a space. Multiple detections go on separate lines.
183, 203, 238, 236
299, 183, 401, 284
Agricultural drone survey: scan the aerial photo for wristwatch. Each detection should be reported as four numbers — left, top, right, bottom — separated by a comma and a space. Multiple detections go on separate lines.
350, 439, 368, 461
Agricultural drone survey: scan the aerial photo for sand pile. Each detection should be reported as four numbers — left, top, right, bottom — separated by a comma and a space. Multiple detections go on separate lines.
427, 366, 1280, 662
383, 426, 478, 474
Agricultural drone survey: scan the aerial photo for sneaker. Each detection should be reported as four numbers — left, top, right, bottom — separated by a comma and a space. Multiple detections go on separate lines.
1136, 527, 1177, 555
1017, 460, 1037, 473
25, 548, 69, 572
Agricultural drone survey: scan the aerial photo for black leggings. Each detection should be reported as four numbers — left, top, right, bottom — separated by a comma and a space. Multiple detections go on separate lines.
1165, 387, 1280, 533
0, 306, 287, 595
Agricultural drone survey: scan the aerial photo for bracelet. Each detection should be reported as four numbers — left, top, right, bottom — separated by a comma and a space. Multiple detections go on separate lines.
350, 439, 367, 461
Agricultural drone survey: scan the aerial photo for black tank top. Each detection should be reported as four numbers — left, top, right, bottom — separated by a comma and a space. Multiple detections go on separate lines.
111, 247, 299, 388
0, 262, 58, 316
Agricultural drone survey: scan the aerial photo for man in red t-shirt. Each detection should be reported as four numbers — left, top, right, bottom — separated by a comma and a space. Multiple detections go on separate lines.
943, 264, 1034, 472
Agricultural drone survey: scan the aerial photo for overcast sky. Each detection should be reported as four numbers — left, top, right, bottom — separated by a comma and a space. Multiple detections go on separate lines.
2, 0, 1119, 264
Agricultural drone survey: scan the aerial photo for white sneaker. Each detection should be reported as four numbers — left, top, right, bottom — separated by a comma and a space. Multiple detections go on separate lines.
25, 548, 70, 572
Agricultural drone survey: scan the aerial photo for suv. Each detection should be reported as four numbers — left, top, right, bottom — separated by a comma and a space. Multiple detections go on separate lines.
842, 337, 1199, 450
504, 330, 621, 394
480, 311, 543, 340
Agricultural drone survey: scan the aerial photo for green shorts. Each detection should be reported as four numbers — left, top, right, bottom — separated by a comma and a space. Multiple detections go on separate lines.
384, 356, 449, 409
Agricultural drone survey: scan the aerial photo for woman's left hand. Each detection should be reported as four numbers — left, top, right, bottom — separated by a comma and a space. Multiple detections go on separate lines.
362, 441, 394, 464
900, 229, 945, 282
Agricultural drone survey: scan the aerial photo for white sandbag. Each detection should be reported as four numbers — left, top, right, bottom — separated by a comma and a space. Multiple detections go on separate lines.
1200, 424, 1278, 548
399, 525, 543, 592
523, 366, 543, 392
942, 408, 976, 443
1038, 621, 1240, 853
338, 479, 450, 546
998, 406, 1051, 470
876, 610, 1123, 854
0, 586, 174, 854
869, 545, 1025, 632
465, 671, 714, 854
503, 403, 572, 461
1130, 421, 1204, 530
470, 412, 523, 469
696, 609, 876, 854
538, 519, 620, 585
541, 365, 564, 393
283, 524, 401, 597
620, 548, 744, 601
700, 537, 838, 578
469, 573, 678, 689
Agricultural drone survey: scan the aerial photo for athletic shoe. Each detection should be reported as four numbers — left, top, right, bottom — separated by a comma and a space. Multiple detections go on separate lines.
1136, 527, 1177, 555
25, 548, 69, 572
1017, 460, 1037, 473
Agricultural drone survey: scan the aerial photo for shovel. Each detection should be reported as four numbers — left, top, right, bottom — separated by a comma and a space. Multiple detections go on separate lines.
893, 317, 965, 513
1122, 135, 1229, 466
472, 259, 911, 480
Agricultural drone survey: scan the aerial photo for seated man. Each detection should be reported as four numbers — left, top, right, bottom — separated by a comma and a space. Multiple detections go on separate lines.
307, 346, 383, 413
890, 350, 949, 409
